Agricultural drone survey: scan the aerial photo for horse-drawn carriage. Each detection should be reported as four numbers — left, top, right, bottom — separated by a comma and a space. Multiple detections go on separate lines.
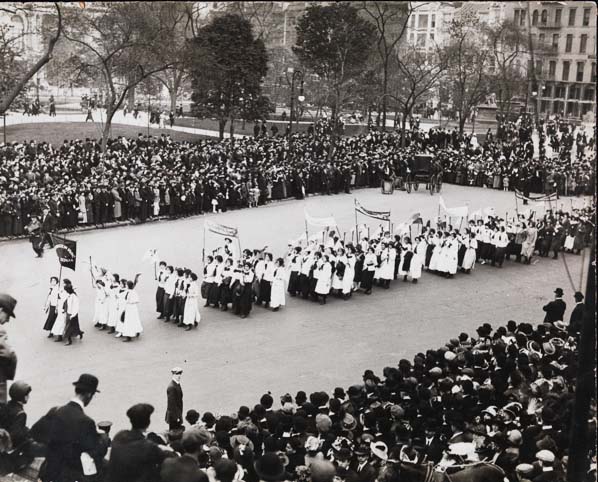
405, 154, 443, 195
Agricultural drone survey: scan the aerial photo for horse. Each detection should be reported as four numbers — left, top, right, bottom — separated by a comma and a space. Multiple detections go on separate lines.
396, 460, 507, 482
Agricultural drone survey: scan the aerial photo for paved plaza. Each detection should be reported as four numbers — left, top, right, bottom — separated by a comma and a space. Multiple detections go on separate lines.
1, 185, 589, 431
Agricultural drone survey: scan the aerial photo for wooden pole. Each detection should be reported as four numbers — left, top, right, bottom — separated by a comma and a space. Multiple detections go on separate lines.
305, 218, 309, 245
202, 224, 206, 264
89, 256, 94, 288
58, 264, 63, 285
354, 201, 360, 243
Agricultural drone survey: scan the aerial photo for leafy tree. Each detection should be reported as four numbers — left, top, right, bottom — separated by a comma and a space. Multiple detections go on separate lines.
444, 13, 491, 134
62, 2, 181, 151
294, 3, 375, 156
188, 13, 270, 140
0, 2, 62, 115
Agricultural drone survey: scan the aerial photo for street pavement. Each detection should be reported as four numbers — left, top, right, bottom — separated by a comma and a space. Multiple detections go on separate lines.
0, 185, 590, 432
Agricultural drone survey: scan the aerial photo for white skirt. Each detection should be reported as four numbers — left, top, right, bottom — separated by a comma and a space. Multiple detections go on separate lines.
429, 247, 442, 271
410, 256, 423, 279
122, 304, 143, 337
342, 267, 354, 294
107, 296, 119, 327
564, 235, 575, 250
183, 296, 201, 325
51, 311, 66, 336
462, 248, 476, 270
270, 279, 286, 308
93, 300, 108, 325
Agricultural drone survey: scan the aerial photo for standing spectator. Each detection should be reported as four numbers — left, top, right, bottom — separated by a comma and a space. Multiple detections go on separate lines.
85, 106, 94, 122
49, 95, 56, 117
542, 287, 566, 323
165, 367, 184, 430
169, 111, 175, 128
0, 294, 17, 404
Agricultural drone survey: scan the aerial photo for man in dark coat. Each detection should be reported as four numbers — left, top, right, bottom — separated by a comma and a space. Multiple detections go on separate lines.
165, 367, 184, 430
568, 291, 585, 335
542, 288, 566, 323
32, 373, 109, 482
105, 403, 165, 482
36, 206, 57, 255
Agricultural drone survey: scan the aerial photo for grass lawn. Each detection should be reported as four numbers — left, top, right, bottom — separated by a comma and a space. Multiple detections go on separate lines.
3, 122, 209, 145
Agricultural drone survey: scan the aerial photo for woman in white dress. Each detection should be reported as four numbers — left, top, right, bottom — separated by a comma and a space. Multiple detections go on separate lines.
122, 280, 143, 342
115, 278, 128, 338
183, 273, 201, 330
443, 233, 460, 278
462, 232, 478, 273
106, 274, 120, 334
270, 258, 286, 311
43, 276, 60, 337
331, 248, 347, 294
51, 279, 70, 342
521, 221, 537, 264
378, 242, 395, 288
77, 192, 87, 224
428, 232, 444, 272
314, 254, 332, 304
342, 247, 356, 299
410, 236, 424, 283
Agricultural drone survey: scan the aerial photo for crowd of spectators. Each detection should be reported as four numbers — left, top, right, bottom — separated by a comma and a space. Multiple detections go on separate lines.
0, 296, 594, 481
0, 117, 594, 239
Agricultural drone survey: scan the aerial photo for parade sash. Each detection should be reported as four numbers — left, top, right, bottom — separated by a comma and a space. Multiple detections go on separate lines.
51, 234, 77, 271
304, 209, 337, 228
354, 199, 391, 221
514, 189, 557, 203
205, 220, 238, 238
439, 196, 469, 218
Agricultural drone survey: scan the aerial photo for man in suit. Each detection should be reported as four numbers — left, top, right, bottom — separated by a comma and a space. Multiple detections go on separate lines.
33, 373, 109, 482
105, 403, 165, 482
568, 291, 585, 335
165, 367, 184, 430
350, 445, 377, 482
542, 288, 566, 323
417, 423, 446, 464
36, 206, 57, 257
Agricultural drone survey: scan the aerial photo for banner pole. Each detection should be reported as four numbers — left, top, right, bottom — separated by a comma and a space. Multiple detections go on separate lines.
58, 264, 63, 285
89, 256, 94, 288
305, 218, 309, 244
202, 224, 206, 264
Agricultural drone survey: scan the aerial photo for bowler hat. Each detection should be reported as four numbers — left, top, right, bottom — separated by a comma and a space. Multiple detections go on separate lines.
0, 293, 17, 318
254, 452, 286, 481
126, 403, 154, 428
574, 291, 584, 302
554, 287, 563, 296
73, 373, 100, 393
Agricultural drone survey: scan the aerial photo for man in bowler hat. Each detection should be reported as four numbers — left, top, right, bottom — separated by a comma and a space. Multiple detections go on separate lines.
165, 367, 184, 430
33, 373, 109, 482
0, 293, 18, 403
568, 291, 585, 334
542, 288, 566, 323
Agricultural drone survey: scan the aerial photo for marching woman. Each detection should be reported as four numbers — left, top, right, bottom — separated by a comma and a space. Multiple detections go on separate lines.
521, 221, 537, 264
51, 279, 70, 342
236, 263, 255, 319
173, 269, 186, 323
314, 254, 332, 305
300, 249, 314, 299
462, 232, 478, 274
106, 273, 120, 334
378, 242, 395, 288
287, 247, 302, 297
92, 279, 109, 330
270, 258, 286, 311
343, 245, 356, 299
429, 232, 444, 273
360, 247, 377, 295
122, 278, 143, 342
257, 253, 274, 308
182, 273, 201, 331
63, 284, 84, 346
443, 232, 459, 278
353, 245, 364, 292
409, 237, 424, 283
398, 238, 413, 283
43, 276, 60, 337
156, 261, 167, 318
425, 230, 436, 269
331, 247, 347, 296
218, 258, 234, 311
161, 265, 175, 320
309, 251, 323, 299
203, 256, 217, 308
115, 278, 128, 338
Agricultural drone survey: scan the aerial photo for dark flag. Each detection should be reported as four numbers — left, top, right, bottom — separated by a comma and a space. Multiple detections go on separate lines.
51, 234, 77, 271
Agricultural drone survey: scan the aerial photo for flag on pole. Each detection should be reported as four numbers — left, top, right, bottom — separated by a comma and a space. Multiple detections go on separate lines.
205, 220, 238, 238
438, 196, 469, 218
51, 234, 77, 271
304, 208, 337, 228
514, 189, 557, 203
355, 199, 390, 221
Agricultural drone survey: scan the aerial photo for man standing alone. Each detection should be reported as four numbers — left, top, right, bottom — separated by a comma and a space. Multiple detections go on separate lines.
542, 288, 566, 323
165, 367, 183, 430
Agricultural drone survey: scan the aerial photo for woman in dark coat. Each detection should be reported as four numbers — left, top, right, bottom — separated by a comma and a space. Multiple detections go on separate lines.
236, 263, 255, 319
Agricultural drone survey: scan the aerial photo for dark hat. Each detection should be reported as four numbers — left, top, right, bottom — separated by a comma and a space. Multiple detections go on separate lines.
333, 387, 346, 399
254, 452, 286, 481
214, 458, 238, 482
126, 403, 154, 428
0, 293, 17, 318
554, 288, 564, 296
8, 381, 31, 402
160, 457, 209, 482
574, 291, 584, 301
73, 373, 100, 393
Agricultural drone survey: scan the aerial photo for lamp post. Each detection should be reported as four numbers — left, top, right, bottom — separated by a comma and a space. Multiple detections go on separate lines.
287, 67, 304, 149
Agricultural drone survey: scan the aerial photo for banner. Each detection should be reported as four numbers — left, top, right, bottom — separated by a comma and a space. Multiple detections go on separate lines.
406, 212, 423, 224
514, 189, 557, 203
354, 199, 391, 222
51, 234, 77, 271
439, 196, 469, 218
304, 208, 337, 228
205, 219, 238, 238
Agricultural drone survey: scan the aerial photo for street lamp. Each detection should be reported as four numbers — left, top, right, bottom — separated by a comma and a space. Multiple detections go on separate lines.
287, 67, 304, 147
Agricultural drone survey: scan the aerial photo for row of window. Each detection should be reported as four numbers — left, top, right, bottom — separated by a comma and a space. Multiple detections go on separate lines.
515, 7, 592, 27
409, 13, 436, 30
535, 32, 593, 54
539, 84, 595, 102
540, 60, 596, 82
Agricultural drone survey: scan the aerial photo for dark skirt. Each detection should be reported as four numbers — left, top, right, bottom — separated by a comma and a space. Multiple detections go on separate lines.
162, 292, 173, 317
299, 274, 311, 298
287, 271, 300, 294
64, 314, 83, 339
457, 245, 466, 267
238, 285, 253, 316
425, 245, 434, 267
257, 279, 272, 304
219, 282, 232, 306
361, 270, 375, 290
207, 283, 220, 305
402, 252, 413, 273
43, 306, 57, 331
155, 287, 165, 313
173, 296, 185, 319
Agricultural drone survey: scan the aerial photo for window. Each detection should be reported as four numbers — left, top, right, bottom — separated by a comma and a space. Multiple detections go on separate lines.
568, 8, 576, 27
583, 8, 590, 26
542, 84, 552, 97
541, 10, 547, 25
549, 61, 556, 79
562, 61, 570, 81
577, 62, 585, 82
430, 32, 435, 42
431, 15, 436, 28
580, 34, 587, 53
409, 33, 414, 44
539, 33, 545, 45
584, 86, 595, 101
418, 14, 428, 29
417, 33, 426, 47
552, 34, 559, 49
555, 9, 562, 26
536, 60, 543, 76
514, 9, 520, 25
555, 86, 565, 99
592, 62, 597, 83
532, 10, 539, 25
519, 9, 525, 26
565, 34, 573, 53
410, 15, 415, 28
570, 85, 580, 100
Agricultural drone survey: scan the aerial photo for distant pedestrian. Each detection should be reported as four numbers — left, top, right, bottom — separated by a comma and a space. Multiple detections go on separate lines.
49, 95, 56, 117
169, 111, 174, 128
165, 367, 183, 430
85, 107, 94, 122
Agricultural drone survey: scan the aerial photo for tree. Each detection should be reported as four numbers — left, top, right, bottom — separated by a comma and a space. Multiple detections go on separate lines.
389, 45, 448, 146
0, 3, 62, 115
444, 13, 491, 134
294, 3, 375, 156
62, 2, 179, 151
359, 1, 410, 129
188, 13, 270, 140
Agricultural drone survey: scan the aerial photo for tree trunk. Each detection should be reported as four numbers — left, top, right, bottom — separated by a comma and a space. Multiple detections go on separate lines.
229, 113, 235, 140
458, 111, 466, 135
219, 118, 226, 140
400, 111, 408, 147
101, 104, 116, 153
382, 62, 388, 131
169, 71, 181, 113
